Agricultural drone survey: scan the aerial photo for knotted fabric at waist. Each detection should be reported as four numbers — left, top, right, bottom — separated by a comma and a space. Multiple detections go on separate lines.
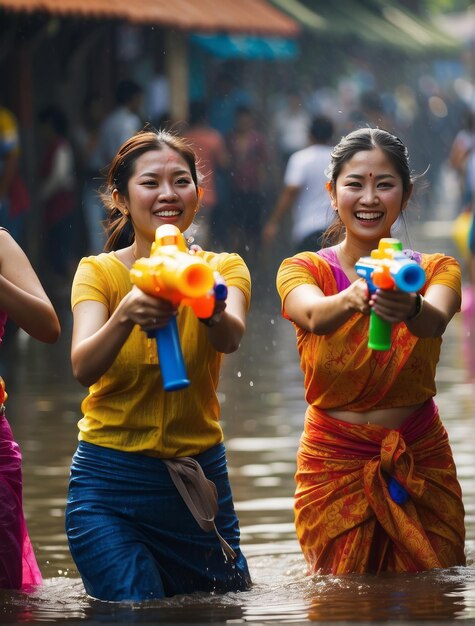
163, 457, 236, 561
296, 399, 465, 571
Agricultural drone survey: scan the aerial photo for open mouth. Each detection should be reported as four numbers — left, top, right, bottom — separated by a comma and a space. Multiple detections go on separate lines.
355, 211, 384, 222
154, 210, 181, 218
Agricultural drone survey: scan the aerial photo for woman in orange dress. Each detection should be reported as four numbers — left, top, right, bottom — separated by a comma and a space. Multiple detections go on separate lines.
276, 128, 466, 574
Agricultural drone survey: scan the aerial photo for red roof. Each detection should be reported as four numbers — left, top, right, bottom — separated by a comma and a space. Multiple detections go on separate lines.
0, 0, 300, 35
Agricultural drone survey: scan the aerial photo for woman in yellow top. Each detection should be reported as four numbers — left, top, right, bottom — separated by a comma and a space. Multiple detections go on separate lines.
66, 129, 251, 601
276, 128, 465, 575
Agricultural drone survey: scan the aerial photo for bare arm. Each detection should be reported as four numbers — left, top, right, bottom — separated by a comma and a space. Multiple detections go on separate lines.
284, 258, 460, 340
448, 136, 470, 172
71, 285, 178, 387
283, 278, 370, 335
263, 185, 299, 245
372, 283, 460, 338
0, 230, 60, 342
200, 286, 247, 353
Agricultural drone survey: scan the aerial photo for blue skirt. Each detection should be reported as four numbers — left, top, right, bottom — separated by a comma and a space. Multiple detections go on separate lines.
65, 441, 251, 601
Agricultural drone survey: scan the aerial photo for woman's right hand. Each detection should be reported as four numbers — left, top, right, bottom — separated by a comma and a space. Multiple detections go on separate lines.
119, 286, 178, 332
345, 278, 372, 315
72, 287, 177, 387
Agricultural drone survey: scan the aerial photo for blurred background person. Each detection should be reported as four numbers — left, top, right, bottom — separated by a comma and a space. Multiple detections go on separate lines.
183, 101, 230, 249
72, 93, 106, 255
86, 79, 144, 254
92, 79, 144, 172
347, 90, 393, 131
449, 107, 475, 216
449, 107, 475, 284
209, 71, 252, 136
144, 58, 170, 129
272, 90, 311, 167
263, 115, 334, 253
0, 101, 29, 247
37, 105, 76, 286
226, 105, 270, 267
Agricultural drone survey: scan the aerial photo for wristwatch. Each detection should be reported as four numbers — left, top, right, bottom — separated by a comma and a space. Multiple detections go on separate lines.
407, 293, 424, 320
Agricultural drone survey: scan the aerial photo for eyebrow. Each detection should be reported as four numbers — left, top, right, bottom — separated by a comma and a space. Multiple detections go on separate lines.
137, 169, 191, 178
344, 173, 396, 180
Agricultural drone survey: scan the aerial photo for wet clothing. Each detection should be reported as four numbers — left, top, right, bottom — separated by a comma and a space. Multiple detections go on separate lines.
71, 250, 251, 457
276, 246, 465, 574
295, 401, 465, 573
277, 248, 461, 411
0, 310, 42, 589
68, 249, 251, 600
66, 441, 250, 601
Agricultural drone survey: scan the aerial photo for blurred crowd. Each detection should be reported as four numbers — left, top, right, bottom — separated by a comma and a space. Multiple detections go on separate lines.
1, 63, 474, 290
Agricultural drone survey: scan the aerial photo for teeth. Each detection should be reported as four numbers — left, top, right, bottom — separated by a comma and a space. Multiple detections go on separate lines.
156, 210, 180, 217
356, 212, 383, 220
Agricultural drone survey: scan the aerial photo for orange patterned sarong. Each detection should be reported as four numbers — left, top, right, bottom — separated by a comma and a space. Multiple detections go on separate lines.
295, 400, 466, 574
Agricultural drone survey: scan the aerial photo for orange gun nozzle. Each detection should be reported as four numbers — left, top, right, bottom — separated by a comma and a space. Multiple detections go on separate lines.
130, 224, 215, 305
372, 267, 395, 290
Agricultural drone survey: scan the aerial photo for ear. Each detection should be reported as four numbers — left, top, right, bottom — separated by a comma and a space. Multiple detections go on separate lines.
326, 181, 337, 208
402, 183, 414, 210
112, 189, 129, 216
194, 186, 204, 213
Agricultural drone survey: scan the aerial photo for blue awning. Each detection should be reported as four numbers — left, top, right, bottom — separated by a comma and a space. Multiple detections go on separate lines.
190, 33, 298, 59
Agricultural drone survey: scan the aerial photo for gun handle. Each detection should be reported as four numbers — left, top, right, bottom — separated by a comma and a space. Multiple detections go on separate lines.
148, 317, 190, 391
368, 310, 392, 351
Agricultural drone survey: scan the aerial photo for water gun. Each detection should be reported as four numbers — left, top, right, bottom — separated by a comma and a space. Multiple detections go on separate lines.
130, 224, 227, 391
355, 238, 426, 351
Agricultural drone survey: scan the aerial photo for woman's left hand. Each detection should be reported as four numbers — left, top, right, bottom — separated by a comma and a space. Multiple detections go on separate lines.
199, 298, 227, 327
370, 289, 418, 323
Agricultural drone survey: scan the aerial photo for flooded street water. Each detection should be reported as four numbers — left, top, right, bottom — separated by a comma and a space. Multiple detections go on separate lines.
0, 223, 474, 624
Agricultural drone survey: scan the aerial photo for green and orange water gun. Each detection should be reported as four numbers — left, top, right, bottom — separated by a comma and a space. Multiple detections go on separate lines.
355, 238, 426, 351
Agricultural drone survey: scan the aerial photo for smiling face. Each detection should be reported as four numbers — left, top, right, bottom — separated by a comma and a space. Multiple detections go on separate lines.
113, 147, 199, 245
331, 147, 412, 246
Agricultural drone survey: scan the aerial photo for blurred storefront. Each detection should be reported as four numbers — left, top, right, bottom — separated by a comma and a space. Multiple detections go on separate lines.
0, 0, 299, 256
0, 0, 299, 123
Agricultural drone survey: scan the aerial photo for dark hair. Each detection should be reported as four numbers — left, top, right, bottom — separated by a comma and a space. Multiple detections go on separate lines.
323, 128, 413, 245
309, 116, 334, 143
102, 128, 201, 252
115, 79, 143, 106
38, 105, 69, 136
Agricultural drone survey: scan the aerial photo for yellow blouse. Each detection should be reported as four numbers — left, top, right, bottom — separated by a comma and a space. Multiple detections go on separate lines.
71, 250, 251, 457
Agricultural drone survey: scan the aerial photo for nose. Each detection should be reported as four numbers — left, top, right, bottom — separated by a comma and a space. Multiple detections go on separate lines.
361, 185, 379, 206
159, 184, 178, 201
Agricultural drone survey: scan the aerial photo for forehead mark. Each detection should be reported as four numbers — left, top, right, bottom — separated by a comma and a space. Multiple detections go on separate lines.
369, 172, 372, 177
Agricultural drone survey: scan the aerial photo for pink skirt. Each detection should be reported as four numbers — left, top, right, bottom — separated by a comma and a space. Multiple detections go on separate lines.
0, 412, 42, 589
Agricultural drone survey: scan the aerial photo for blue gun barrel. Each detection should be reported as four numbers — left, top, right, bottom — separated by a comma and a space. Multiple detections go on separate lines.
147, 274, 228, 391
148, 318, 190, 392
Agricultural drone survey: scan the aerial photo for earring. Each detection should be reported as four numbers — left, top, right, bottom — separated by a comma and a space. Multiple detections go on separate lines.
123, 209, 129, 216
